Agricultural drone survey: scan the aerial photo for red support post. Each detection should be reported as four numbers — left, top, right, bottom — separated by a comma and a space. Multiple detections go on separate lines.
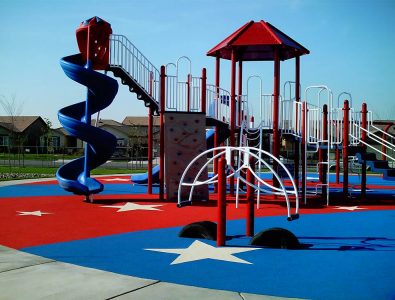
214, 57, 220, 193
217, 156, 227, 247
229, 50, 237, 195
294, 55, 300, 189
336, 147, 340, 184
159, 65, 166, 201
187, 74, 191, 112
238, 60, 243, 127
322, 104, 328, 199
147, 72, 154, 194
342, 100, 350, 200
246, 157, 255, 237
272, 48, 281, 187
361, 103, 368, 199
215, 57, 220, 95
201, 68, 206, 114
214, 126, 219, 193
301, 101, 307, 203
147, 107, 153, 194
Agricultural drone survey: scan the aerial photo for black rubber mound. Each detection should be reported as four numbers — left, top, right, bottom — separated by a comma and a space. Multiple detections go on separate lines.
250, 227, 301, 249
178, 221, 217, 241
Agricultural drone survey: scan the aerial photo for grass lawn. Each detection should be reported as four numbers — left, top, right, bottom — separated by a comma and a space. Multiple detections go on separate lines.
0, 166, 145, 181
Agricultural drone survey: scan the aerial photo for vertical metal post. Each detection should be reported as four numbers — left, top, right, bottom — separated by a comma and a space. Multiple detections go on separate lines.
147, 107, 153, 194
187, 74, 191, 112
229, 50, 237, 195
342, 100, 350, 200
322, 104, 328, 199
201, 68, 206, 114
272, 48, 281, 187
238, 60, 243, 126
147, 72, 154, 194
294, 55, 300, 189
246, 157, 255, 237
214, 126, 219, 193
214, 57, 220, 193
361, 103, 367, 199
217, 156, 227, 247
301, 101, 307, 203
159, 65, 166, 201
336, 147, 340, 184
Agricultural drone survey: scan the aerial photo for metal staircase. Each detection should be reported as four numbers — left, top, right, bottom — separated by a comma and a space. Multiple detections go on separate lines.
108, 34, 161, 114
350, 115, 395, 181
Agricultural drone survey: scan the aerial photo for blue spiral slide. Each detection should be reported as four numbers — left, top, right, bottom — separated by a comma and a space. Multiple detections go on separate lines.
56, 54, 118, 196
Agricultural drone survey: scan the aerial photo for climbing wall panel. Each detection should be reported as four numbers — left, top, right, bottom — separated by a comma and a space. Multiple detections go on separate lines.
164, 112, 208, 201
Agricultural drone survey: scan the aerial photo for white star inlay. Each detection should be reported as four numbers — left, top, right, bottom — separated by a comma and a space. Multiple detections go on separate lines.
101, 178, 130, 182
101, 202, 163, 212
145, 240, 260, 265
17, 211, 52, 216
334, 206, 366, 211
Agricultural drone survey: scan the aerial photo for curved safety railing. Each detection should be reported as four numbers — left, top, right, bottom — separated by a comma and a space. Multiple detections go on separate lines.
177, 146, 299, 221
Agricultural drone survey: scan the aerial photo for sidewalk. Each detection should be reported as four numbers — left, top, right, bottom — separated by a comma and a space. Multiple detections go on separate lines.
0, 245, 297, 300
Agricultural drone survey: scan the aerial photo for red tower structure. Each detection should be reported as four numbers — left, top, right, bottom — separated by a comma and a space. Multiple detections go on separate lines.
207, 20, 309, 191
76, 16, 112, 70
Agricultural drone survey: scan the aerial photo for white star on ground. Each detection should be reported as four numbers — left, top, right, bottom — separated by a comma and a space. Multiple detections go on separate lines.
334, 206, 366, 211
101, 178, 130, 182
145, 240, 260, 265
17, 211, 52, 216
101, 202, 163, 212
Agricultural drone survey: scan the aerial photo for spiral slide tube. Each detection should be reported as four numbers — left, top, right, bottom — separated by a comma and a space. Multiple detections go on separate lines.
56, 54, 118, 196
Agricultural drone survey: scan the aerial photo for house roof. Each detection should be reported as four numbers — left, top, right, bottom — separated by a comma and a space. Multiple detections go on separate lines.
122, 116, 160, 126
91, 119, 124, 127
0, 116, 44, 133
52, 127, 69, 136
207, 20, 309, 61
91, 119, 131, 135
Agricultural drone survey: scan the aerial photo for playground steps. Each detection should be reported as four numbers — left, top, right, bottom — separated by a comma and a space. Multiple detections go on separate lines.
355, 152, 395, 181
206, 126, 230, 150
107, 66, 160, 115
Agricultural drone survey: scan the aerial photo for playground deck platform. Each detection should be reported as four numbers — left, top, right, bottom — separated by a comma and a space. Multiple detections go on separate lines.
0, 175, 394, 299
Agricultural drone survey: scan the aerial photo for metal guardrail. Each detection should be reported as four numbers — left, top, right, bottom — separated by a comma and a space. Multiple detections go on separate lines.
0, 146, 158, 170
109, 34, 160, 104
109, 34, 231, 123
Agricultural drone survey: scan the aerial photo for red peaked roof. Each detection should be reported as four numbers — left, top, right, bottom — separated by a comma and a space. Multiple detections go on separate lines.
207, 20, 309, 61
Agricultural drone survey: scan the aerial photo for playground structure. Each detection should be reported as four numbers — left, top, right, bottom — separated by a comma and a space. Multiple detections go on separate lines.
56, 17, 395, 210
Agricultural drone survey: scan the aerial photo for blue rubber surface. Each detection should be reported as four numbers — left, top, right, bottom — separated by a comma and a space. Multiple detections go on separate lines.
23, 210, 395, 300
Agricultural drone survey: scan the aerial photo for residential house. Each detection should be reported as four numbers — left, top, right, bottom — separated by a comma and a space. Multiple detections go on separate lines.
0, 116, 48, 150
92, 119, 130, 147
122, 116, 160, 158
48, 127, 83, 152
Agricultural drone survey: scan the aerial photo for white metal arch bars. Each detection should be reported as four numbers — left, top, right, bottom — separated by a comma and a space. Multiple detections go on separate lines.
177, 146, 299, 221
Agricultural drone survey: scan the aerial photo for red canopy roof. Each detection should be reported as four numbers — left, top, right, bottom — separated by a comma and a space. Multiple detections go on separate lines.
207, 20, 309, 61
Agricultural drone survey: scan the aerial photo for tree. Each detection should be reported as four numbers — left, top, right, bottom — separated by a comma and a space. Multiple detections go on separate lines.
0, 94, 24, 166
42, 117, 54, 154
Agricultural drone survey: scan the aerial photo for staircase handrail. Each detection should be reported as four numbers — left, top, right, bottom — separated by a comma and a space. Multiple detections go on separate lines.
368, 115, 395, 142
109, 34, 160, 103
351, 123, 395, 162
206, 84, 231, 123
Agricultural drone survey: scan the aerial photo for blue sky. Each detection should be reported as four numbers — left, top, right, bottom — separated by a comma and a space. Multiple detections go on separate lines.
1, 0, 394, 127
